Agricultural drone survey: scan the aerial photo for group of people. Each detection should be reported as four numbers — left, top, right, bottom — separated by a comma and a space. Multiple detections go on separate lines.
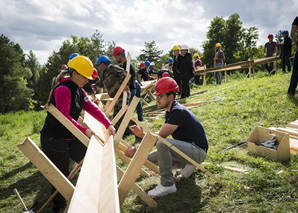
41, 44, 209, 212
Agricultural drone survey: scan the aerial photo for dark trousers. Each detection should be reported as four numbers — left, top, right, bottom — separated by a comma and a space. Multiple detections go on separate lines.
181, 78, 190, 98
288, 50, 298, 96
41, 135, 87, 211
130, 80, 143, 121
282, 55, 291, 72
174, 74, 181, 94
265, 62, 275, 74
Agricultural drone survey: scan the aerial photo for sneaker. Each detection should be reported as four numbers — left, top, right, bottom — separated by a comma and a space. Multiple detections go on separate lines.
148, 184, 177, 197
177, 164, 196, 179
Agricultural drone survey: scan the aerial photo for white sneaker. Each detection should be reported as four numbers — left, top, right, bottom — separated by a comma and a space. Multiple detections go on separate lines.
177, 164, 196, 179
148, 184, 177, 197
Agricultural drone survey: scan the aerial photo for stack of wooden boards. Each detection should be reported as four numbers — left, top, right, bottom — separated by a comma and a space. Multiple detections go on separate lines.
269, 120, 298, 154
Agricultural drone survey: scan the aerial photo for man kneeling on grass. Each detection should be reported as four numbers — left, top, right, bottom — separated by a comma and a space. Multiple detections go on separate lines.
125, 77, 208, 197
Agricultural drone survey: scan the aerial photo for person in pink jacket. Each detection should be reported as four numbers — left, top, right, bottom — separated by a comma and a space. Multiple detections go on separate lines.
40, 56, 115, 212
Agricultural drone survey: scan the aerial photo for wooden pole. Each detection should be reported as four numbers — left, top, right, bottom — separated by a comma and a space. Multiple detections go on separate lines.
203, 65, 206, 86
13, 189, 28, 211
225, 63, 227, 84
248, 58, 251, 78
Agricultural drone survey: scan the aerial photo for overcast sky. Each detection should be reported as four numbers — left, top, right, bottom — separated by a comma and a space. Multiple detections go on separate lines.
1, 0, 297, 65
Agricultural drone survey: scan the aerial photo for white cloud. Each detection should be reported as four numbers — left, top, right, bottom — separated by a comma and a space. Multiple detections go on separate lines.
1, 0, 297, 64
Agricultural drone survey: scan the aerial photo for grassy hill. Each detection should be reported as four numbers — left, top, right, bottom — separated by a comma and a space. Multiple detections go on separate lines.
1, 70, 298, 212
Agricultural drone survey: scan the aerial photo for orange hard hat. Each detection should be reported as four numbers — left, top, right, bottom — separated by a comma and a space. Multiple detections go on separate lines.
155, 77, 179, 95
113, 46, 125, 57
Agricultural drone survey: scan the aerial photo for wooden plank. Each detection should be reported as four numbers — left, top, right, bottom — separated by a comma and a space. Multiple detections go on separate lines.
118, 131, 158, 207
83, 111, 108, 142
276, 128, 298, 137
17, 137, 75, 202
114, 96, 140, 146
147, 90, 156, 101
223, 166, 247, 173
68, 136, 120, 213
116, 166, 157, 208
131, 117, 226, 186
46, 104, 89, 147
119, 140, 160, 175
121, 53, 131, 109
115, 149, 149, 177
290, 138, 298, 151
111, 105, 129, 126
104, 73, 132, 116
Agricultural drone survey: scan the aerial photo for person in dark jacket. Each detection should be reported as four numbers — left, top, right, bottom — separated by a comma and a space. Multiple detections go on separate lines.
40, 56, 115, 213
172, 45, 182, 94
280, 30, 292, 73
288, 16, 298, 97
179, 45, 193, 98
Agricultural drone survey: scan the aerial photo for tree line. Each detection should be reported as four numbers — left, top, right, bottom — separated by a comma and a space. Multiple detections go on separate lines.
0, 13, 287, 113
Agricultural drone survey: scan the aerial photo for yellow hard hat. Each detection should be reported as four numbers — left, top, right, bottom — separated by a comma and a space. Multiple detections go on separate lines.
193, 53, 199, 58
216, 43, 221, 48
172, 45, 180, 51
67, 56, 93, 80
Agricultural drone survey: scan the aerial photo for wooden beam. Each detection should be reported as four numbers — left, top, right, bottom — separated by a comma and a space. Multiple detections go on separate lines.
68, 136, 120, 213
131, 117, 226, 186
83, 111, 108, 142
46, 104, 89, 147
116, 166, 157, 208
17, 137, 75, 202
118, 131, 158, 206
114, 96, 140, 146
111, 105, 129, 126
104, 73, 132, 116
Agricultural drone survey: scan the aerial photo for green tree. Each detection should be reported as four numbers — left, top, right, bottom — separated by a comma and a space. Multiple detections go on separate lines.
137, 41, 163, 66
0, 34, 33, 112
25, 50, 40, 90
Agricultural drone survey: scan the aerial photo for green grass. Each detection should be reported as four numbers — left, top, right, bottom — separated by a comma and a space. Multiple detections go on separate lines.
1, 70, 298, 212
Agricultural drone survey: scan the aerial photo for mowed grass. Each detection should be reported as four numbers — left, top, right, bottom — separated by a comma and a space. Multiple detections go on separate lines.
1, 70, 298, 212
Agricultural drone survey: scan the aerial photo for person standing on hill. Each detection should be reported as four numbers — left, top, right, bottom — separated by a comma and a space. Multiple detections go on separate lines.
288, 16, 298, 97
41, 56, 115, 213
179, 45, 193, 98
280, 30, 292, 73
214, 43, 225, 85
125, 77, 208, 197
264, 34, 278, 75
172, 45, 182, 93
193, 53, 203, 85
165, 58, 173, 72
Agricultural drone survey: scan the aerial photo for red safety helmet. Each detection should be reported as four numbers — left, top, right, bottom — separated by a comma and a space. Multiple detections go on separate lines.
113, 46, 125, 57
155, 77, 179, 95
268, 34, 273, 39
92, 68, 98, 79
140, 62, 145, 66
162, 72, 170, 78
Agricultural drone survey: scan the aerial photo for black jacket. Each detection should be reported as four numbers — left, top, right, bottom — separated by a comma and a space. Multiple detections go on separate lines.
173, 54, 183, 76
179, 52, 193, 80
281, 36, 292, 57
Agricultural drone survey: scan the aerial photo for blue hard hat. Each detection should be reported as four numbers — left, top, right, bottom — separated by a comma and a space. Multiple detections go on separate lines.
168, 58, 173, 63
69, 53, 79, 60
96, 55, 110, 66
282, 30, 289, 35
144, 61, 150, 67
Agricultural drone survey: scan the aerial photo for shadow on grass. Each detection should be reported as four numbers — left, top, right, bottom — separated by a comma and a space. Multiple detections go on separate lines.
0, 162, 33, 181
132, 176, 209, 213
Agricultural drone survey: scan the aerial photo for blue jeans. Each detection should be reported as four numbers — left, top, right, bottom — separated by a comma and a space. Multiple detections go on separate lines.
215, 63, 223, 84
148, 139, 207, 186
288, 50, 298, 95
130, 81, 143, 121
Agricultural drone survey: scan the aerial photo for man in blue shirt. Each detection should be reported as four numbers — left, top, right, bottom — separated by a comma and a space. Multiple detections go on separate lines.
125, 77, 208, 197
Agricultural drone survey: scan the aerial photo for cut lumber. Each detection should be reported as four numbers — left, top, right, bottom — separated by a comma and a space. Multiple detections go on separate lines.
116, 167, 157, 208
223, 166, 247, 173
17, 137, 74, 202
276, 128, 298, 137
104, 73, 132, 116
290, 138, 298, 151
111, 105, 129, 126
118, 131, 158, 207
68, 136, 120, 213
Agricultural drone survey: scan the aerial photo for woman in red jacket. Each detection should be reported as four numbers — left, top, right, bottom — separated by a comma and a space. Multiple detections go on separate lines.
40, 55, 115, 212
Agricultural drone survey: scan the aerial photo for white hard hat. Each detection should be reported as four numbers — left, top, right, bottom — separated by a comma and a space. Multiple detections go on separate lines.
180, 45, 188, 50
150, 62, 155, 66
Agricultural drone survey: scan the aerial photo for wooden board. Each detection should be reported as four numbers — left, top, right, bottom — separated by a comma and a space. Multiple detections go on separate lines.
17, 137, 75, 202
68, 136, 120, 213
118, 131, 158, 206
111, 105, 129, 126
104, 73, 132, 116
114, 96, 140, 146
